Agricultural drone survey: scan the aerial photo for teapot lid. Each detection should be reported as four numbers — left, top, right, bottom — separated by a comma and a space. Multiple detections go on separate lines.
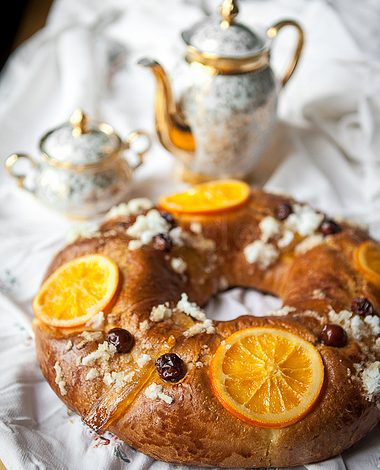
40, 109, 121, 168
182, 0, 266, 58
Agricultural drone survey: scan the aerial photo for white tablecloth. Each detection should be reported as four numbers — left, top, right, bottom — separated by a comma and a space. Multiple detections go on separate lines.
0, 0, 379, 469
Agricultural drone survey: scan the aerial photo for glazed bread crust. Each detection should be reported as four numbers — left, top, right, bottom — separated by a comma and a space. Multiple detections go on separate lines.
34, 189, 380, 467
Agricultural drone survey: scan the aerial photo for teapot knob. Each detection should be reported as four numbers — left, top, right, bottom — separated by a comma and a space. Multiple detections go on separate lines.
69, 108, 89, 137
220, 0, 239, 28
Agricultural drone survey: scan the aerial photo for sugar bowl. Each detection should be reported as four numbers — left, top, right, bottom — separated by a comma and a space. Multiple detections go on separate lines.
5, 109, 151, 218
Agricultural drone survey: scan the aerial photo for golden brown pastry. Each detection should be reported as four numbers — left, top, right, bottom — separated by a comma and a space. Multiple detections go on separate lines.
33, 187, 380, 468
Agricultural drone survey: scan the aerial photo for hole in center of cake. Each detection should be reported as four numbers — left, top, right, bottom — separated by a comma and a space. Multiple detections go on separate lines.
205, 287, 281, 322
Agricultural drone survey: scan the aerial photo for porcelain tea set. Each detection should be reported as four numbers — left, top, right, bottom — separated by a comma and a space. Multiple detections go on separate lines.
5, 0, 303, 218
6, 109, 151, 218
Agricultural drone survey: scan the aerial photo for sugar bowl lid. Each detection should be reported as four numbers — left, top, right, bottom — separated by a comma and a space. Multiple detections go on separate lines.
40, 109, 121, 169
182, 0, 266, 59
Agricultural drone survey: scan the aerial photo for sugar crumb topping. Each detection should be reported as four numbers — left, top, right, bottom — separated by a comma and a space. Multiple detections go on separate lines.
105, 198, 153, 220
244, 240, 279, 268
136, 354, 151, 368
277, 230, 294, 248
362, 362, 380, 400
64, 340, 73, 352
128, 240, 143, 251
302, 310, 323, 322
364, 315, 380, 335
312, 289, 326, 300
285, 204, 324, 237
128, 198, 154, 214
66, 222, 99, 243
196, 238, 215, 251
126, 209, 184, 249
169, 227, 185, 247
190, 222, 202, 234
177, 293, 206, 321
150, 304, 173, 322
259, 216, 281, 242
186, 233, 215, 251
144, 382, 173, 404
355, 362, 380, 404
295, 234, 323, 254
85, 311, 105, 330
76, 331, 103, 349
85, 368, 99, 381
267, 306, 296, 317
139, 320, 150, 332
183, 319, 215, 338
54, 361, 67, 396
127, 209, 170, 245
235, 201, 328, 268
82, 341, 116, 366
103, 371, 135, 387
170, 257, 187, 274
328, 309, 380, 341
80, 331, 103, 341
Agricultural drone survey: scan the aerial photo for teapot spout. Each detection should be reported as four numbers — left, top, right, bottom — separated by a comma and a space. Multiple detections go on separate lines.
138, 58, 195, 163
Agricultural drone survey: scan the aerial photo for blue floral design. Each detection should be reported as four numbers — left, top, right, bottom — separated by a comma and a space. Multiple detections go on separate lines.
114, 445, 131, 463
0, 269, 18, 294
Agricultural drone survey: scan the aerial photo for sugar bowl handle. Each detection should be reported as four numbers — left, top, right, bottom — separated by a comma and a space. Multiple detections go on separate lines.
5, 153, 36, 191
267, 20, 304, 88
122, 130, 151, 169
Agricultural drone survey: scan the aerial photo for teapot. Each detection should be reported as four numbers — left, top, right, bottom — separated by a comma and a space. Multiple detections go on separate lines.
139, 0, 304, 183
5, 109, 150, 218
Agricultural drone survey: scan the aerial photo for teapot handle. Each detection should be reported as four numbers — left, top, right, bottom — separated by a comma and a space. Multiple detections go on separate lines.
122, 130, 151, 169
267, 20, 304, 88
5, 153, 36, 192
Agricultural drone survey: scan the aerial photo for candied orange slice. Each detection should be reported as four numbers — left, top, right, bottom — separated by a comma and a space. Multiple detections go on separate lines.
354, 240, 380, 286
159, 180, 250, 214
210, 327, 324, 428
33, 254, 119, 328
